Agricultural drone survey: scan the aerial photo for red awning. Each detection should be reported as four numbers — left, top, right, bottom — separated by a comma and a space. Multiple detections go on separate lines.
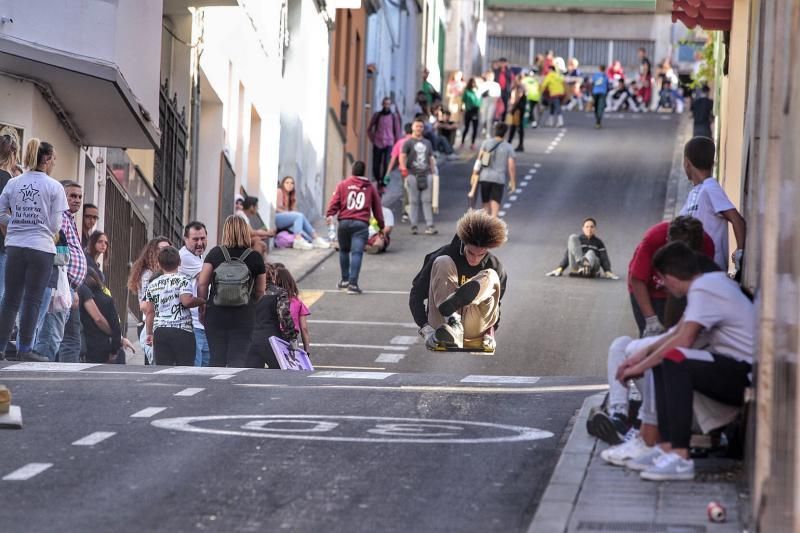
672, 0, 732, 31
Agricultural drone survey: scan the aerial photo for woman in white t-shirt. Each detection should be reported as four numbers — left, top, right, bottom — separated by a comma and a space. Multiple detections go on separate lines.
0, 139, 68, 361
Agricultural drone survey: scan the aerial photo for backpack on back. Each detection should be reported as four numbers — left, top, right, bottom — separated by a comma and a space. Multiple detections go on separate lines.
212, 246, 254, 307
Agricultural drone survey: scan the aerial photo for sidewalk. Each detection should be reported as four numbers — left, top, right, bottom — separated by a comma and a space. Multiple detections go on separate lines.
528, 394, 748, 533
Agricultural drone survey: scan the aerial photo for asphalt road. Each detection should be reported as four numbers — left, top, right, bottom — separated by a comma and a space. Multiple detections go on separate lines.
303, 111, 679, 377
0, 363, 602, 532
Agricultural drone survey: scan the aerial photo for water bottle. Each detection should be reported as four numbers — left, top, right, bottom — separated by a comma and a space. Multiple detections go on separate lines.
328, 223, 336, 242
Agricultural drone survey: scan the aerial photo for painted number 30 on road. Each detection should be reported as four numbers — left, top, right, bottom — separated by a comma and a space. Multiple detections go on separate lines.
152, 415, 554, 444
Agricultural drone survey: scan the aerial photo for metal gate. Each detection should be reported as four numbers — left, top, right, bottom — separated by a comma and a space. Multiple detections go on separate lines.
486, 35, 531, 67
154, 79, 187, 247
104, 173, 147, 332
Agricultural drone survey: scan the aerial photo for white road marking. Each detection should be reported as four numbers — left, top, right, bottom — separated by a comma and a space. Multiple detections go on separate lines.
375, 353, 406, 363
72, 431, 116, 446
461, 375, 541, 385
315, 365, 387, 371
304, 289, 408, 295
309, 319, 417, 328
174, 387, 204, 397
502, 203, 512, 209
3, 463, 53, 481
311, 371, 395, 380
311, 343, 408, 351
509, 195, 518, 201
498, 210, 507, 217
1, 362, 99, 372
534, 163, 541, 168
520, 181, 529, 187
390, 336, 418, 345
131, 407, 167, 418
210, 374, 235, 380
545, 150, 552, 154
155, 367, 243, 376
527, 169, 537, 174
524, 176, 533, 181
237, 383, 609, 394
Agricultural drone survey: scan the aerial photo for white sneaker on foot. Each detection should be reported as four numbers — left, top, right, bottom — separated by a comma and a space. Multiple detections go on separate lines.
625, 447, 664, 471
640, 452, 695, 481
292, 239, 313, 250
600, 435, 651, 467
312, 237, 330, 249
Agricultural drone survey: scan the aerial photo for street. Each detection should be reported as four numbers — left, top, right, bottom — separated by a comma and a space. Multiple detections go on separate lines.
306, 111, 679, 376
1, 112, 678, 532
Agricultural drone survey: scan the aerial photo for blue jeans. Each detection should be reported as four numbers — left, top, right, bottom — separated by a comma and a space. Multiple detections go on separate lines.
337, 219, 369, 286
57, 291, 82, 363
275, 211, 314, 242
194, 328, 211, 367
0, 246, 54, 353
33, 289, 67, 361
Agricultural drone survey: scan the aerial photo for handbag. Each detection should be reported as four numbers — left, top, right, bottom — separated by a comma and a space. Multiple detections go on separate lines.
479, 141, 502, 167
416, 174, 428, 191
54, 230, 70, 266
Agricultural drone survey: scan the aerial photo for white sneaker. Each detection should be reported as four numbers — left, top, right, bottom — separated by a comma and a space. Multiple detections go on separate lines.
640, 452, 695, 481
600, 435, 651, 467
292, 239, 313, 250
312, 237, 330, 249
556, 116, 564, 127
625, 447, 664, 471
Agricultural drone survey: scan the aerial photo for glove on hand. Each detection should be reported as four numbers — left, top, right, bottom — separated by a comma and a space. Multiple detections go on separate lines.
643, 315, 665, 337
546, 268, 563, 277
419, 324, 436, 341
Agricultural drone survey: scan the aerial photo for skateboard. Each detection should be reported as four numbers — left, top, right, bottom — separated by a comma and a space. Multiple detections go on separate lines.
269, 336, 315, 370
426, 338, 495, 355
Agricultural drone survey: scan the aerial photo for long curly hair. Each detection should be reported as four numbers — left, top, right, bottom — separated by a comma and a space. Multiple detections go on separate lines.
456, 209, 508, 249
86, 231, 111, 272
127, 236, 170, 295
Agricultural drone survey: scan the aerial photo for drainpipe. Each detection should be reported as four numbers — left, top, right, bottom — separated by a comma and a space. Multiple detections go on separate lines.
189, 11, 204, 220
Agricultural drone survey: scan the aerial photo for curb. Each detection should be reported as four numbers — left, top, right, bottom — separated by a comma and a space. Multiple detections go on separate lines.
526, 392, 605, 533
662, 114, 693, 221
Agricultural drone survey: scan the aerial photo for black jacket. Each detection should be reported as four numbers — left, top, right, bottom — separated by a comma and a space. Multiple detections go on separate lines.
409, 235, 507, 328
558, 234, 611, 272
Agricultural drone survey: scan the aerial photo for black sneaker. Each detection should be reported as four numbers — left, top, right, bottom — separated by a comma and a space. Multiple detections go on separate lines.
20, 351, 49, 363
434, 316, 464, 349
586, 409, 629, 445
438, 280, 481, 317
411, 226, 419, 235
336, 280, 350, 291
347, 284, 363, 295
0, 353, 5, 362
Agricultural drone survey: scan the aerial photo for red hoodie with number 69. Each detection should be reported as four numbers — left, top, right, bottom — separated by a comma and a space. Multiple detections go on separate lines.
326, 175, 385, 229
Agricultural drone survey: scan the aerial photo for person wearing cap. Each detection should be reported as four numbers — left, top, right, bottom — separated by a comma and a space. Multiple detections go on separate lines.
410, 210, 508, 351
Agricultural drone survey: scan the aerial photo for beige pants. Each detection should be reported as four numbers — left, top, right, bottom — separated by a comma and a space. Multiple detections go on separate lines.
427, 255, 501, 341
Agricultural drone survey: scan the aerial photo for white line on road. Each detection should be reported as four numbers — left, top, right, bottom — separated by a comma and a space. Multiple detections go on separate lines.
527, 169, 537, 174
390, 336, 418, 345
310, 371, 395, 380
375, 353, 406, 363
304, 289, 408, 295
309, 319, 417, 328
72, 431, 116, 446
210, 374, 236, 380
315, 365, 387, 371
237, 383, 609, 394
131, 407, 167, 418
155, 367, 243, 376
311, 343, 408, 351
3, 463, 52, 481
503, 203, 511, 209
509, 195, 518, 201
461, 375, 541, 385
174, 388, 204, 397
520, 181, 529, 187
498, 210, 507, 217
524, 176, 533, 181
1, 362, 100, 372
534, 163, 541, 168
545, 149, 552, 154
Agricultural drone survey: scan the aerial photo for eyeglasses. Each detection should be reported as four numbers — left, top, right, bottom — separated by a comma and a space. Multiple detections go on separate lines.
84, 215, 99, 220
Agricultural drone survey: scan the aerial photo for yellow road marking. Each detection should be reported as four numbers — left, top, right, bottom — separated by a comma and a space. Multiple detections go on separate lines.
299, 290, 324, 308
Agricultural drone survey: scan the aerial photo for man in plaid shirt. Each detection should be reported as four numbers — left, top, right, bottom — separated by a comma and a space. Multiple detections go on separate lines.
35, 181, 87, 362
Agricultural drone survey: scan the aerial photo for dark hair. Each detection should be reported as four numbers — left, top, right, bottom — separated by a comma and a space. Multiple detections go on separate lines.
274, 266, 299, 299
404, 123, 412, 134
684, 137, 715, 171
242, 196, 258, 210
84, 268, 105, 293
466, 78, 477, 90
668, 216, 705, 252
157, 246, 181, 272
412, 116, 426, 125
638, 47, 646, 53
184, 220, 206, 237
279, 176, 297, 211
493, 122, 509, 138
499, 57, 507, 62
61, 180, 81, 190
83, 203, 98, 212
127, 236, 171, 295
86, 231, 111, 271
599, 64, 606, 71
652, 241, 701, 281
583, 217, 597, 226
352, 161, 366, 177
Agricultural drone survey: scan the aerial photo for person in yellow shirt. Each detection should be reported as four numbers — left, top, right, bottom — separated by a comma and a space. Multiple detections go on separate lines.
541, 57, 566, 127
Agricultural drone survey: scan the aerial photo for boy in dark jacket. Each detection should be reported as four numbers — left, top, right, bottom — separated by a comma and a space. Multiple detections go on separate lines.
546, 217, 619, 279
326, 161, 385, 295
410, 210, 507, 350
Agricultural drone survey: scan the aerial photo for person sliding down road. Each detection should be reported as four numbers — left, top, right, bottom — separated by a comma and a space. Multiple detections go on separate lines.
546, 217, 619, 279
410, 210, 507, 351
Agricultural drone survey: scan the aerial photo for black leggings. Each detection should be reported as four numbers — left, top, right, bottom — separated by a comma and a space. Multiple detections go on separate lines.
207, 327, 252, 367
0, 246, 54, 353
653, 351, 750, 449
461, 108, 479, 146
153, 328, 196, 366
508, 122, 524, 148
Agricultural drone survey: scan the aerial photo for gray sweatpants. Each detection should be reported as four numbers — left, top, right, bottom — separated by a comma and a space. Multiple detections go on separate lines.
607, 335, 658, 425
567, 234, 599, 274
406, 174, 434, 227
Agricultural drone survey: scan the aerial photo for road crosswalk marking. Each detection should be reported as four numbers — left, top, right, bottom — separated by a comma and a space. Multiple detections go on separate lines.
3, 463, 52, 481
174, 388, 204, 397
72, 432, 116, 446
461, 375, 541, 385
131, 407, 167, 418
375, 353, 406, 363
310, 371, 395, 380
389, 336, 418, 345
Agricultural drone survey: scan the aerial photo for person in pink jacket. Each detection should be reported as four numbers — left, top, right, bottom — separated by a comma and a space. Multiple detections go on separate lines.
326, 161, 385, 295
